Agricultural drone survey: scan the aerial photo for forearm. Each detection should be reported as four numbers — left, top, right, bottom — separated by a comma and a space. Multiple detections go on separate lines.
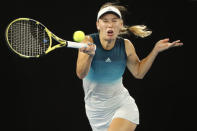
137, 49, 158, 78
76, 54, 94, 79
126, 38, 182, 79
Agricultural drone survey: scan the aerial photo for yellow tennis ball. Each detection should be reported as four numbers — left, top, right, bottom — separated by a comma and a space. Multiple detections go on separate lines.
73, 31, 85, 42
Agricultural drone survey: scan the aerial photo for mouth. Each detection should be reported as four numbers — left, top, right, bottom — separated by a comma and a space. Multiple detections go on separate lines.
107, 30, 114, 36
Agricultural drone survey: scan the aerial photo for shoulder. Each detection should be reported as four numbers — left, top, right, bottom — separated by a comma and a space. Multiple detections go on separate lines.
83, 33, 99, 44
124, 39, 136, 57
124, 39, 135, 48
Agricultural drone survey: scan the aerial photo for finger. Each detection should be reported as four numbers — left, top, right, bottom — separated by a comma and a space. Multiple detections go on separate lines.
88, 43, 94, 47
83, 46, 94, 52
172, 40, 181, 44
161, 38, 170, 42
172, 40, 183, 46
88, 43, 93, 46
83, 49, 90, 54
88, 43, 96, 50
79, 47, 86, 52
80, 46, 91, 53
174, 42, 183, 47
169, 42, 183, 48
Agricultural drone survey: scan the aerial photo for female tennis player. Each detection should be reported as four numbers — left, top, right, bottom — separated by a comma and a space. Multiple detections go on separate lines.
76, 2, 183, 131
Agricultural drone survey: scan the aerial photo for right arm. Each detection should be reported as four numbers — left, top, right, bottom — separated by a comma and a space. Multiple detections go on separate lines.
76, 36, 96, 79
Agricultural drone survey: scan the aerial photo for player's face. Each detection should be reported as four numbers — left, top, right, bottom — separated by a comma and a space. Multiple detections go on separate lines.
96, 13, 123, 41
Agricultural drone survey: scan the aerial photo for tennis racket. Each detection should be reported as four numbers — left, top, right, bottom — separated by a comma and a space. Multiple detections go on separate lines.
5, 18, 92, 58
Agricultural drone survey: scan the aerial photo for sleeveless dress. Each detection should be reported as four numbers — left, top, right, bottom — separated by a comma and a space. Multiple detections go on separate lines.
82, 33, 139, 131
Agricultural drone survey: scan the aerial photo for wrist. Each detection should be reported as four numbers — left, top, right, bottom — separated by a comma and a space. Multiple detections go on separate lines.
152, 47, 159, 56
87, 54, 95, 59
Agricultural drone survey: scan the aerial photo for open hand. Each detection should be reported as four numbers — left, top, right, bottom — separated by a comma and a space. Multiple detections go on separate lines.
154, 38, 183, 53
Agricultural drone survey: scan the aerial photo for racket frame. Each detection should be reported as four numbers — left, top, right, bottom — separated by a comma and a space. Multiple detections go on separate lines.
5, 18, 68, 58
5, 18, 90, 58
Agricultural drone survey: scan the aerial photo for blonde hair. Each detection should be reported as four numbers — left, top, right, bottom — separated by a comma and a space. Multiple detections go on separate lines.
99, 2, 152, 38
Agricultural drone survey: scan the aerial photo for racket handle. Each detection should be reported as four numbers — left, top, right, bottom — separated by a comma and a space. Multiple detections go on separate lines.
67, 41, 96, 50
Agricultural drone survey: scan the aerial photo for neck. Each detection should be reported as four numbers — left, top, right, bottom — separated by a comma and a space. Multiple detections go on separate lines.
99, 35, 116, 50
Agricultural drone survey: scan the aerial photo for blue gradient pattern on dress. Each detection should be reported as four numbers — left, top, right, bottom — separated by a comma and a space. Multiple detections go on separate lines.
84, 33, 127, 83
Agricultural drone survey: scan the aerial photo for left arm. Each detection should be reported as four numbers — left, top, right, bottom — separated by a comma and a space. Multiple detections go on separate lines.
125, 38, 183, 79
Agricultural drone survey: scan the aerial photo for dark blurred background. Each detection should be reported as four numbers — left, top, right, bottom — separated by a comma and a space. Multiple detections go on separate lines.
0, 0, 192, 131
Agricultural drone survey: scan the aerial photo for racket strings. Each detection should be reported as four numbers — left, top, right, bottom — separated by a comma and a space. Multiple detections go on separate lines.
7, 20, 50, 57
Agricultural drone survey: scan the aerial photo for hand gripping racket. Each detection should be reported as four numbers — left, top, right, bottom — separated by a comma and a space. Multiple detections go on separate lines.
5, 18, 93, 58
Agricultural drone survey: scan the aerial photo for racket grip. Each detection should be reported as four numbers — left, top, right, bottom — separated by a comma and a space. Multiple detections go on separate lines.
67, 41, 96, 50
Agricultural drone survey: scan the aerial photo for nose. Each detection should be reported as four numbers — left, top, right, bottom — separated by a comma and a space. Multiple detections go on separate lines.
107, 21, 113, 27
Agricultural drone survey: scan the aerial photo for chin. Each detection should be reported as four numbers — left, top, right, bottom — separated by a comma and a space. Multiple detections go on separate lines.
108, 36, 117, 40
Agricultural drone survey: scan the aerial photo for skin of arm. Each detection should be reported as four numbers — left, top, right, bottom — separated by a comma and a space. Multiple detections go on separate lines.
76, 36, 96, 79
125, 38, 183, 79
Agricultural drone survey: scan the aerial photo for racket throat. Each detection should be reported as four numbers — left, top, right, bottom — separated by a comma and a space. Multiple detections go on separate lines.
45, 42, 66, 54
45, 32, 67, 54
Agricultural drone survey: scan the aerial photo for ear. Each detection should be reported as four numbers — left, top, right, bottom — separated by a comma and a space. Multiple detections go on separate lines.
120, 19, 123, 28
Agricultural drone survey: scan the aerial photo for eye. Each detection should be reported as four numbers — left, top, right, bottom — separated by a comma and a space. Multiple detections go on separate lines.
103, 19, 108, 22
112, 19, 118, 22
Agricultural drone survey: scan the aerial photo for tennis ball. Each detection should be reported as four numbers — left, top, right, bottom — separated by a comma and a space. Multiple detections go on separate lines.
73, 31, 85, 42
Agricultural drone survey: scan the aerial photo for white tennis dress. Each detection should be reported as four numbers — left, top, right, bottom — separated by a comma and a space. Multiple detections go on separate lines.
82, 33, 139, 131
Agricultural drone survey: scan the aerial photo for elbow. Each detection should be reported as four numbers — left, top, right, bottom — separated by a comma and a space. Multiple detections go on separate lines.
77, 75, 83, 80
76, 72, 85, 79
76, 70, 87, 79
133, 65, 145, 79
133, 72, 145, 79
134, 75, 144, 79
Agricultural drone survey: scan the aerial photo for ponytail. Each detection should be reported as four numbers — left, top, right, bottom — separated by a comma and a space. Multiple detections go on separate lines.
120, 25, 152, 38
